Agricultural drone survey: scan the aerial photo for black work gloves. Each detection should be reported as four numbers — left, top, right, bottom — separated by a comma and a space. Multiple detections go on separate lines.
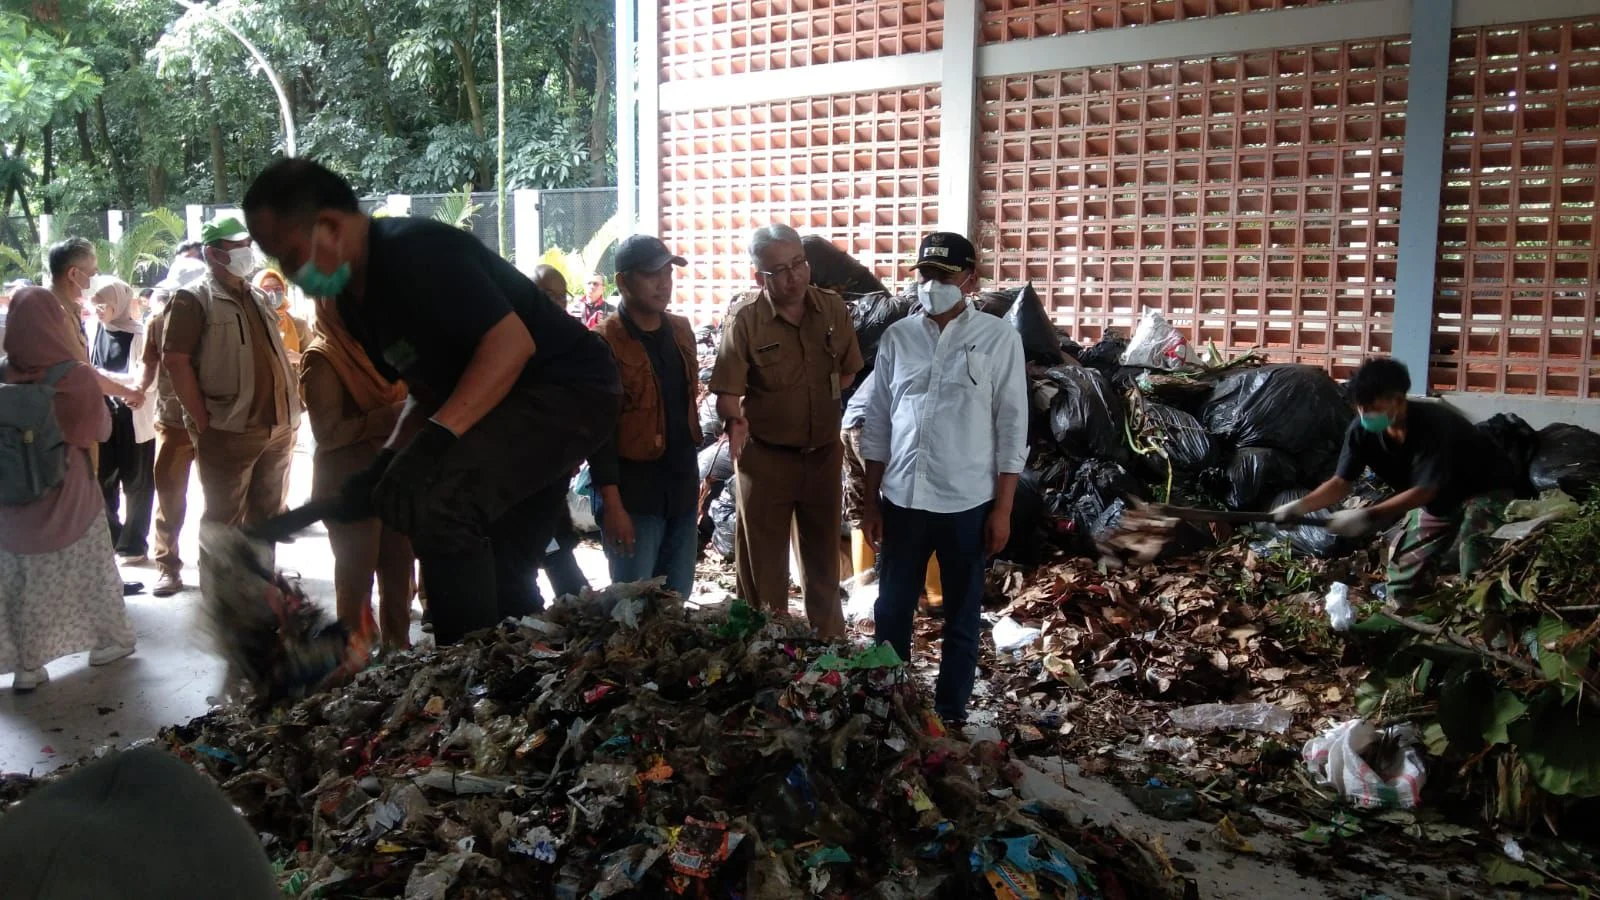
334, 448, 396, 522
373, 421, 458, 533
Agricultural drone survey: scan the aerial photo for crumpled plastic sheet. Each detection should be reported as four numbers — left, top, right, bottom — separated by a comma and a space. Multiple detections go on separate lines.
25, 582, 1183, 899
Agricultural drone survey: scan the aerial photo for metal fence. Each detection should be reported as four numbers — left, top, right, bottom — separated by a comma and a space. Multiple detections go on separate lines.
538, 188, 618, 264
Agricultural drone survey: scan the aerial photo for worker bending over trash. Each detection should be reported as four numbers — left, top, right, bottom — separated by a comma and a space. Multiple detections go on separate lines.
860, 232, 1028, 724
1274, 357, 1516, 610
243, 158, 620, 644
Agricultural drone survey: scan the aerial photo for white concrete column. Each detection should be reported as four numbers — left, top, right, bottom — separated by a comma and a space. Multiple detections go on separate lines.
107, 210, 125, 244
616, 0, 638, 231
385, 194, 412, 217
637, 0, 662, 234
938, 0, 981, 236
513, 189, 543, 275
185, 205, 205, 242
37, 213, 53, 247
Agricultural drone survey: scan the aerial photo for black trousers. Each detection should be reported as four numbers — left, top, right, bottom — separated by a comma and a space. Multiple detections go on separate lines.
100, 402, 156, 557
408, 382, 619, 644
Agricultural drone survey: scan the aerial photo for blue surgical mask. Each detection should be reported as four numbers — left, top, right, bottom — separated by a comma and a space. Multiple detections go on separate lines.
1359, 412, 1391, 433
289, 225, 351, 298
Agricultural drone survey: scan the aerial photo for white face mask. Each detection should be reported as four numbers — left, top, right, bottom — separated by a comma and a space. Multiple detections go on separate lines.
917, 279, 966, 315
223, 247, 256, 278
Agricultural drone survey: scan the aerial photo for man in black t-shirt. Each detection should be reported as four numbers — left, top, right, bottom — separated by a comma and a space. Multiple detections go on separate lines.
1274, 358, 1514, 609
243, 158, 621, 643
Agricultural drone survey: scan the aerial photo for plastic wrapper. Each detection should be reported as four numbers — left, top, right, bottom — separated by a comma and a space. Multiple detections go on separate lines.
850, 290, 916, 374
1120, 309, 1199, 371
1262, 488, 1340, 557
1045, 366, 1127, 462
991, 616, 1042, 653
1168, 702, 1293, 734
1218, 447, 1299, 511
1324, 583, 1354, 631
1136, 402, 1215, 471
802, 235, 886, 299
1303, 720, 1426, 809
1201, 364, 1353, 483
1002, 282, 1064, 365
1529, 423, 1600, 498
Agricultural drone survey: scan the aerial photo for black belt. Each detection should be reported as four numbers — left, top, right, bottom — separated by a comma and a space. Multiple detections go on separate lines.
751, 435, 832, 455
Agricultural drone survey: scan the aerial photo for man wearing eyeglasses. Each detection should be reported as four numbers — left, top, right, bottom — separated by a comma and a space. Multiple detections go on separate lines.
709, 224, 863, 639
859, 232, 1027, 725
580, 274, 613, 329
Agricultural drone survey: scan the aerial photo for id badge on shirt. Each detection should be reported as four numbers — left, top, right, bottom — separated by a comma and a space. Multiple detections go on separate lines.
830, 371, 840, 400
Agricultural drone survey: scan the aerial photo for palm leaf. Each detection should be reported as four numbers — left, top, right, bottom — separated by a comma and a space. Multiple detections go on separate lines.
0, 242, 43, 283
431, 184, 480, 231
576, 212, 623, 278
96, 210, 187, 284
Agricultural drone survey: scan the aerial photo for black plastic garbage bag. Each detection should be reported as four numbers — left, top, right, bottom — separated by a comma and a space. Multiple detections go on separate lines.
1477, 413, 1538, 496
803, 235, 886, 299
1529, 423, 1600, 498
1047, 367, 1128, 462
1078, 331, 1128, 373
850, 290, 917, 374
1262, 488, 1341, 557
976, 288, 1019, 317
1216, 447, 1299, 511
708, 489, 738, 558
1003, 283, 1065, 366
1200, 364, 1353, 483
698, 440, 734, 487
1138, 403, 1216, 471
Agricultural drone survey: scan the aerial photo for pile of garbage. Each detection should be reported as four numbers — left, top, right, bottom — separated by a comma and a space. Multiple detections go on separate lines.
6, 583, 1185, 899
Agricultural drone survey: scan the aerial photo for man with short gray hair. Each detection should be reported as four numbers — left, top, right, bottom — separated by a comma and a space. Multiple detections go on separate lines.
708, 224, 863, 638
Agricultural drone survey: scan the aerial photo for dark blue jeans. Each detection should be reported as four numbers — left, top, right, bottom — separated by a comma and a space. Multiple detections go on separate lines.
599, 505, 698, 597
873, 498, 990, 722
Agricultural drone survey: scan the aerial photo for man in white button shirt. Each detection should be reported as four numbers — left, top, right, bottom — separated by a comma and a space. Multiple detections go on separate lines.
860, 232, 1028, 724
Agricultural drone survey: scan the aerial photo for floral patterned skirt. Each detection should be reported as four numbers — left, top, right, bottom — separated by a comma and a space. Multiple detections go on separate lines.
0, 520, 136, 674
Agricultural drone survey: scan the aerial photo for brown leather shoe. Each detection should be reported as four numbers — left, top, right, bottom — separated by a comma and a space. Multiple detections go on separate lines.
152, 570, 183, 597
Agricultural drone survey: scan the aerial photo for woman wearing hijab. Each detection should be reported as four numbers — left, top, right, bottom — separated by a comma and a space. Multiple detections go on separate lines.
254, 269, 309, 369
0, 288, 138, 691
88, 276, 158, 562
298, 298, 414, 649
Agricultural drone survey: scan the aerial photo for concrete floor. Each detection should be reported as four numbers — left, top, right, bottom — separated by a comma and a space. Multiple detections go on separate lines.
0, 434, 619, 774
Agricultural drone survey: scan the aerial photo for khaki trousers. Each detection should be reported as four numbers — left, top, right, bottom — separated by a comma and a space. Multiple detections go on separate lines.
733, 438, 845, 638
193, 426, 295, 529
152, 423, 196, 576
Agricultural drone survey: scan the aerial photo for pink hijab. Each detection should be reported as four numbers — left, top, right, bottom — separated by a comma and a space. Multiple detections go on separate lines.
0, 287, 111, 555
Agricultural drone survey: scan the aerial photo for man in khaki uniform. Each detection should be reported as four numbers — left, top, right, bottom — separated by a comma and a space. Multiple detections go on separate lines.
710, 224, 863, 638
140, 254, 207, 595
161, 217, 301, 531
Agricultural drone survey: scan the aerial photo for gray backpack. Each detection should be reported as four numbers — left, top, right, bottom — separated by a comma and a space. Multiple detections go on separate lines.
0, 358, 75, 505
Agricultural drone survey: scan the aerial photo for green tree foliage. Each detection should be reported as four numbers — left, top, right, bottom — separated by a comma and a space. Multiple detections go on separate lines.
7, 0, 615, 255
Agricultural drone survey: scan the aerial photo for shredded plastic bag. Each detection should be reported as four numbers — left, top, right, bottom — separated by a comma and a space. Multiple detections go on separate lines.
1201, 365, 1353, 483
1003, 283, 1064, 365
1324, 583, 1354, 631
1120, 309, 1199, 371
1046, 367, 1127, 462
1303, 720, 1426, 809
568, 466, 597, 534
708, 489, 738, 558
1168, 702, 1292, 734
991, 616, 1042, 653
1529, 423, 1600, 498
1218, 448, 1299, 511
803, 235, 887, 299
1262, 488, 1339, 557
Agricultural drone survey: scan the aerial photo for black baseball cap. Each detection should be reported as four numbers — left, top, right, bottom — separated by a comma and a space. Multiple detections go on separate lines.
615, 234, 687, 275
914, 232, 977, 274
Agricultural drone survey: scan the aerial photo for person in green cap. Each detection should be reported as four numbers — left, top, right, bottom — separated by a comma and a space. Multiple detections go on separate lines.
160, 215, 301, 532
